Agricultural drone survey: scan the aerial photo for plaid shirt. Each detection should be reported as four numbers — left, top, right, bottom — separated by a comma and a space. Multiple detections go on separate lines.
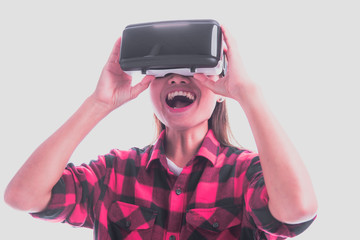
31, 129, 314, 239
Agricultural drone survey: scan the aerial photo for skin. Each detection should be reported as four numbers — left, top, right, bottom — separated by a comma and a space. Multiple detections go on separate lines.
4, 26, 317, 225
149, 73, 222, 168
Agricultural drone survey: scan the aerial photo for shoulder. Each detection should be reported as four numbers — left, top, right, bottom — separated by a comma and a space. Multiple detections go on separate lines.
104, 144, 155, 168
219, 145, 258, 164
216, 146, 261, 177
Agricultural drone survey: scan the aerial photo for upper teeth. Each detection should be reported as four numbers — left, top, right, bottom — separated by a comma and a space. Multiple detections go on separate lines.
167, 91, 195, 101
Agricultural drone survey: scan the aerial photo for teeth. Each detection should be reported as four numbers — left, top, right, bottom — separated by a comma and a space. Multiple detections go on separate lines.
167, 91, 195, 101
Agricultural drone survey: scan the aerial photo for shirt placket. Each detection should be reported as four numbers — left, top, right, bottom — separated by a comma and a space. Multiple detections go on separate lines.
165, 171, 188, 240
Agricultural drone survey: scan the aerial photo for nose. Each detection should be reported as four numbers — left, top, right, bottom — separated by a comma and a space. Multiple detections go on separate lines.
167, 74, 190, 85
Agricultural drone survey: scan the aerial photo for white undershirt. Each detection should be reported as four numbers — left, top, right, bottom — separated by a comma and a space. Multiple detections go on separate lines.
166, 157, 183, 176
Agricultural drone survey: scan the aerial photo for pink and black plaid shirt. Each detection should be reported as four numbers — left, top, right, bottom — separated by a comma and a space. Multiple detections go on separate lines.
31, 129, 314, 239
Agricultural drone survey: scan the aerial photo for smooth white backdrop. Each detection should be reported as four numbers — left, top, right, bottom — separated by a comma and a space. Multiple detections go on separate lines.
1, 1, 359, 239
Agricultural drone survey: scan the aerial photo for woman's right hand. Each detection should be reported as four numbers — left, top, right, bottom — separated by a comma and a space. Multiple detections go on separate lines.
4, 37, 155, 213
92, 37, 155, 111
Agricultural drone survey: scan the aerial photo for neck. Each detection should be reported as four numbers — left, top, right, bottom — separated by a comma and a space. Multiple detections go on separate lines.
165, 122, 208, 168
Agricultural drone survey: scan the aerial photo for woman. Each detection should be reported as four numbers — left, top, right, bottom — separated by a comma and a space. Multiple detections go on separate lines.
5, 26, 317, 239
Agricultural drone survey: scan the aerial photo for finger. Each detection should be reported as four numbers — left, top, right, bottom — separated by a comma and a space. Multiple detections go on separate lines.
193, 73, 218, 93
107, 37, 122, 64
221, 26, 229, 54
130, 75, 155, 99
221, 25, 246, 72
193, 73, 208, 83
221, 25, 237, 51
221, 25, 242, 62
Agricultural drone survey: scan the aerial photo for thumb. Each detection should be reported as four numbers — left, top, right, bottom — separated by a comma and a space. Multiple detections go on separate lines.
130, 75, 155, 99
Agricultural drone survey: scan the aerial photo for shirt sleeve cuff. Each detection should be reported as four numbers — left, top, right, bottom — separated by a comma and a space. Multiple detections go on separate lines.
30, 171, 75, 223
252, 204, 316, 237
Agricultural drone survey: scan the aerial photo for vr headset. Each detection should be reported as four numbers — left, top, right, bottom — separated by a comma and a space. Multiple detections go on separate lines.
119, 19, 226, 78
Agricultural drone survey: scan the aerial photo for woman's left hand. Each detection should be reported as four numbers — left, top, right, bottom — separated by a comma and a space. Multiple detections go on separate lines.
193, 26, 254, 103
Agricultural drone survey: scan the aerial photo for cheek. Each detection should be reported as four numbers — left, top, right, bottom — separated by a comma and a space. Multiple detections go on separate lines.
149, 82, 164, 118
199, 93, 218, 117
149, 89, 157, 106
205, 101, 218, 118
149, 81, 161, 105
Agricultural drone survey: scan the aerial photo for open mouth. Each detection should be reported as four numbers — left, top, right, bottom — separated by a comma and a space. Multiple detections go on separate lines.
166, 90, 196, 109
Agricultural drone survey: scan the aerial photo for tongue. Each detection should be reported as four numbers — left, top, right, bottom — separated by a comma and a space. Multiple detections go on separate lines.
174, 100, 189, 108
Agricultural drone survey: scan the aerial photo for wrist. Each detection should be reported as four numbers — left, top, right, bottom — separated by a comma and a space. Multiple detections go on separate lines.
87, 94, 118, 114
84, 95, 114, 119
233, 81, 263, 108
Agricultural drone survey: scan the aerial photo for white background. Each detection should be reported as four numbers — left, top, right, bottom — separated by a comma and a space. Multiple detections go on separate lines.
1, 0, 359, 239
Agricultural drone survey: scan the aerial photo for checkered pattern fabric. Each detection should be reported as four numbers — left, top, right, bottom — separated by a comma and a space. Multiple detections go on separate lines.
31, 129, 315, 239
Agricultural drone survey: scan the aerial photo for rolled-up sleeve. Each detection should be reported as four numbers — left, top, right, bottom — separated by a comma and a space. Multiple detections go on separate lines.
243, 155, 316, 238
30, 155, 109, 228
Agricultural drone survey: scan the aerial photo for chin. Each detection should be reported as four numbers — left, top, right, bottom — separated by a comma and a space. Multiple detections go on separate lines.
165, 120, 209, 132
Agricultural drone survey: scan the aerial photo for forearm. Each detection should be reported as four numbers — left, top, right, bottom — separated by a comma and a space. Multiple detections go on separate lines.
236, 83, 317, 224
5, 95, 112, 212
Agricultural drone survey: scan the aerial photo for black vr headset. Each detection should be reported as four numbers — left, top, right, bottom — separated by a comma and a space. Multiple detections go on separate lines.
119, 19, 227, 77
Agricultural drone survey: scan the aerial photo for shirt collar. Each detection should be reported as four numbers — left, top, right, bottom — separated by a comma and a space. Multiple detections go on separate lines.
146, 129, 220, 170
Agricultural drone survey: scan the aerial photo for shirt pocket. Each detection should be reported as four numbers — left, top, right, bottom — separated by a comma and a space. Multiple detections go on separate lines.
185, 206, 242, 238
108, 201, 157, 239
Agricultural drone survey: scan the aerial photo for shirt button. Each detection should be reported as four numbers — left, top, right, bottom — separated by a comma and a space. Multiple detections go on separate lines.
125, 220, 131, 228
212, 222, 219, 229
169, 235, 176, 240
175, 188, 182, 195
